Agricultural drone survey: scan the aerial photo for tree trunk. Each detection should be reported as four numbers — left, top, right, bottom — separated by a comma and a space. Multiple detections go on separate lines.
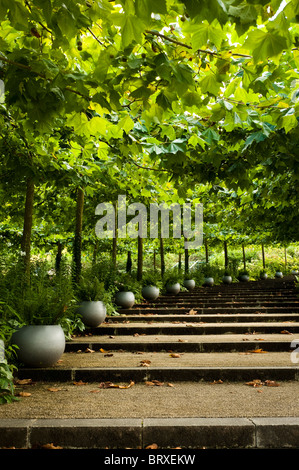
92, 239, 98, 266
178, 252, 182, 271
185, 247, 189, 273
112, 201, 117, 268
21, 178, 34, 285
242, 244, 246, 271
55, 241, 63, 272
160, 236, 165, 277
126, 251, 132, 273
262, 243, 266, 270
205, 240, 209, 264
224, 241, 228, 271
137, 236, 143, 281
153, 249, 156, 271
72, 187, 84, 285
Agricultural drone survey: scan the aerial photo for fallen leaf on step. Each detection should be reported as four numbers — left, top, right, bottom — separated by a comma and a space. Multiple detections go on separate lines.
167, 383, 174, 387
47, 387, 61, 392
178, 339, 188, 342
264, 380, 280, 387
84, 348, 95, 353
170, 353, 181, 358
210, 380, 223, 384
245, 380, 263, 387
140, 359, 151, 367
145, 380, 164, 386
15, 378, 32, 385
98, 380, 135, 389
41, 443, 63, 449
249, 348, 267, 353
73, 380, 88, 386
186, 309, 197, 315
280, 330, 292, 334
17, 391, 31, 397
104, 353, 114, 357
146, 443, 158, 449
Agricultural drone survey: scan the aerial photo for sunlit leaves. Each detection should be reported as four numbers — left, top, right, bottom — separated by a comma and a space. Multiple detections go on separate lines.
243, 29, 288, 63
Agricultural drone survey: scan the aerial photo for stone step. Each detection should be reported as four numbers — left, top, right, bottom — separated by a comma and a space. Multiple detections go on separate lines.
81, 322, 299, 336
118, 306, 299, 315
108, 313, 299, 323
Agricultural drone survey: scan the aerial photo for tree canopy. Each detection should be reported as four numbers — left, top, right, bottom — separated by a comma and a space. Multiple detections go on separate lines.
0, 0, 299, 256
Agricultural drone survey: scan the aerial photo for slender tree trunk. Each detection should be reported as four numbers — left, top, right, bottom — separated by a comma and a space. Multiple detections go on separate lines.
112, 201, 117, 268
224, 241, 228, 271
72, 187, 84, 285
126, 251, 132, 273
262, 243, 266, 270
185, 247, 189, 273
55, 241, 63, 272
153, 249, 156, 271
92, 239, 98, 266
205, 240, 209, 264
284, 246, 287, 272
137, 236, 143, 281
160, 236, 165, 277
21, 178, 34, 285
178, 252, 182, 271
242, 244, 246, 271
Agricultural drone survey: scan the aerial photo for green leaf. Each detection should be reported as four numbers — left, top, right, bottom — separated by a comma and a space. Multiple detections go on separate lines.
122, 14, 146, 47
200, 73, 221, 96
243, 29, 288, 63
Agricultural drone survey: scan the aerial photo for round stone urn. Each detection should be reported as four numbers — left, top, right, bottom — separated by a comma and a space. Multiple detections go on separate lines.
275, 271, 283, 278
183, 279, 195, 291
11, 325, 65, 368
166, 283, 180, 295
142, 285, 160, 301
203, 277, 214, 287
115, 291, 135, 308
77, 301, 107, 327
222, 275, 232, 284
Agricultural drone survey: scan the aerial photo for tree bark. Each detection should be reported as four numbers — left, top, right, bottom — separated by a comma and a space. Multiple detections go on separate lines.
205, 240, 209, 264
55, 240, 63, 272
126, 251, 132, 273
160, 236, 165, 277
262, 243, 266, 270
185, 247, 189, 273
21, 178, 34, 285
72, 187, 84, 285
224, 241, 228, 271
137, 236, 143, 281
242, 244, 246, 271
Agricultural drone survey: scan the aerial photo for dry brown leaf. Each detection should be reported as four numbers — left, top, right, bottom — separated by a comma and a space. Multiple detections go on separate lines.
167, 383, 174, 387
249, 348, 267, 353
41, 443, 63, 449
170, 353, 181, 358
104, 353, 114, 357
146, 443, 158, 449
245, 380, 263, 387
17, 391, 31, 397
15, 378, 32, 385
98, 380, 135, 389
280, 330, 292, 334
265, 380, 280, 387
73, 380, 88, 386
210, 380, 223, 384
186, 309, 197, 315
99, 348, 107, 353
85, 348, 95, 353
47, 387, 61, 392
140, 359, 151, 367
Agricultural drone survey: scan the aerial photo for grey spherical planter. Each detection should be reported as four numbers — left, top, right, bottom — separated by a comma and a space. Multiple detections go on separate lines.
115, 291, 135, 308
222, 275, 232, 284
275, 271, 283, 278
11, 325, 65, 368
0, 339, 4, 362
260, 273, 268, 280
203, 277, 214, 287
166, 283, 180, 295
77, 301, 106, 327
239, 274, 249, 282
291, 270, 299, 275
184, 279, 195, 291
142, 285, 160, 301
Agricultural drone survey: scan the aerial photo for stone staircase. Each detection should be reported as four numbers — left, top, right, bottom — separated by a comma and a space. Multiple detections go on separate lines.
2, 276, 299, 450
